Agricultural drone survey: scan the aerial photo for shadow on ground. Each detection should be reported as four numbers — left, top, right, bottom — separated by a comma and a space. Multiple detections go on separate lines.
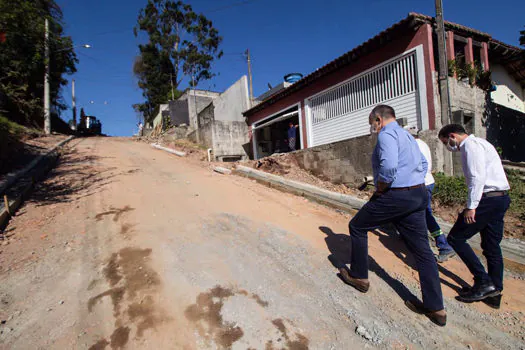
28, 148, 119, 207
320, 225, 469, 304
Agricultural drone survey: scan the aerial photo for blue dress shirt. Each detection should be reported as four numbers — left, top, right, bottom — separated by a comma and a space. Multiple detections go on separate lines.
372, 122, 427, 188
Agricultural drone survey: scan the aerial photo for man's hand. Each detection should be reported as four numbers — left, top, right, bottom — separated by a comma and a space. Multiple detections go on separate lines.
376, 181, 389, 194
463, 208, 476, 224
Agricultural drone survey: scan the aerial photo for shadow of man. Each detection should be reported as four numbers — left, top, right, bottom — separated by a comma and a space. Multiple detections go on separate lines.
320, 226, 419, 303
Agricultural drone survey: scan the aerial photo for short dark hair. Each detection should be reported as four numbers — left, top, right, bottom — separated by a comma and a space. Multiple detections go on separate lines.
438, 124, 467, 138
369, 104, 396, 120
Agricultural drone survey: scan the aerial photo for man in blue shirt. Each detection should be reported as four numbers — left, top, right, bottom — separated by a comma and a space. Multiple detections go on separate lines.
338, 105, 446, 326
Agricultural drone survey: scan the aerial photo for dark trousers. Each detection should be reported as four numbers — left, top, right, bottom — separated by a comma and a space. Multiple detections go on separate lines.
447, 195, 511, 291
349, 186, 444, 311
426, 184, 453, 253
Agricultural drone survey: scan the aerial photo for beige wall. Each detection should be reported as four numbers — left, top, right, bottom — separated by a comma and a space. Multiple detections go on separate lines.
491, 64, 525, 113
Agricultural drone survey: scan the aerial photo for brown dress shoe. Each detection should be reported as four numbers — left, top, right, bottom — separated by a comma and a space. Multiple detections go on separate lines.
405, 299, 447, 327
338, 268, 370, 293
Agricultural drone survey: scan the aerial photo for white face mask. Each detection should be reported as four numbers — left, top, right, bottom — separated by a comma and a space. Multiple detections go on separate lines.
446, 138, 460, 152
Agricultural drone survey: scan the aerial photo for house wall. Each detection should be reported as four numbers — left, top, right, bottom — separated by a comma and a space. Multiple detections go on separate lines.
246, 24, 437, 148
448, 77, 487, 139
211, 120, 250, 160
187, 120, 250, 160
213, 76, 250, 122
187, 122, 213, 149
198, 102, 215, 127
491, 64, 525, 113
168, 100, 190, 126
179, 90, 220, 130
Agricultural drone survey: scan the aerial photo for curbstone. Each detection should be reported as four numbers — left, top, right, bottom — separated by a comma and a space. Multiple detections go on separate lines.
151, 143, 186, 157
213, 167, 232, 175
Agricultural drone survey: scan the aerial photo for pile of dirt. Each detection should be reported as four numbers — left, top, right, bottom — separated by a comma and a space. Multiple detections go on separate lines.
247, 153, 372, 200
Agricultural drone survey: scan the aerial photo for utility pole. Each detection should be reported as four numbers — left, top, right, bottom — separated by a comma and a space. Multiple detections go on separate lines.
435, 0, 451, 127
245, 49, 254, 106
44, 18, 51, 134
72, 79, 77, 130
170, 73, 175, 100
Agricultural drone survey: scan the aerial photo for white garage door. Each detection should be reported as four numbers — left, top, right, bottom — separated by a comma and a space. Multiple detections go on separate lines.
307, 50, 424, 147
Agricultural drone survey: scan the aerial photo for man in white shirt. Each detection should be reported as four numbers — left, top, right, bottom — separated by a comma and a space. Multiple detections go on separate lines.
408, 128, 455, 263
438, 124, 511, 308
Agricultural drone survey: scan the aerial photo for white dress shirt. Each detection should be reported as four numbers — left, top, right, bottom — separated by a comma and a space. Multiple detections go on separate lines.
415, 139, 435, 186
460, 135, 510, 209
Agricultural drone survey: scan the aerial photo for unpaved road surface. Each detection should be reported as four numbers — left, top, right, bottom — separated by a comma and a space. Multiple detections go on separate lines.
1, 137, 525, 349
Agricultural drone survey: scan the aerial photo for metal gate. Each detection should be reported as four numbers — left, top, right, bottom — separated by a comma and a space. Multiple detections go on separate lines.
307, 51, 423, 147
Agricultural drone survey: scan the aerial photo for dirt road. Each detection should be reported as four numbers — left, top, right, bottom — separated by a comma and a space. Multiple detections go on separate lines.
1, 137, 524, 349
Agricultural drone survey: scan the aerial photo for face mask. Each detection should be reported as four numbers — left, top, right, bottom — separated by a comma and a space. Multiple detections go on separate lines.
446, 138, 459, 152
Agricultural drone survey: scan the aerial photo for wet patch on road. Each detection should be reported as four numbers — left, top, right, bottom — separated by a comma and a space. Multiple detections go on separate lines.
88, 338, 109, 350
95, 206, 134, 222
269, 319, 309, 350
185, 285, 308, 349
87, 247, 166, 349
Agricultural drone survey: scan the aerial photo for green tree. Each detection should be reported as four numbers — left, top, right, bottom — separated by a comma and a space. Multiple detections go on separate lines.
133, 0, 223, 123
0, 0, 77, 127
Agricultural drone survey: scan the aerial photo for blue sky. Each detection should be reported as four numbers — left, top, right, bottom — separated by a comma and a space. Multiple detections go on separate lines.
57, 0, 524, 136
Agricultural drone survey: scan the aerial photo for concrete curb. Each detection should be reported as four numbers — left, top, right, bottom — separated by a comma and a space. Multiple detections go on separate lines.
233, 165, 525, 268
151, 143, 186, 157
0, 136, 74, 230
213, 166, 232, 175
0, 136, 74, 196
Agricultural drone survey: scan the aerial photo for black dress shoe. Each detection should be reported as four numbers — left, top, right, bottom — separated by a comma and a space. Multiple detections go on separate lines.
483, 294, 502, 309
457, 282, 500, 302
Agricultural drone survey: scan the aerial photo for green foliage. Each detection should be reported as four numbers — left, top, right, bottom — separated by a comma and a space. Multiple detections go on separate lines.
433, 173, 469, 206
433, 171, 525, 219
133, 0, 223, 123
447, 59, 492, 90
0, 0, 77, 127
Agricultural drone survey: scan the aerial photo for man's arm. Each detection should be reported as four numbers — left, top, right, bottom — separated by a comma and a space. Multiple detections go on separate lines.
376, 132, 398, 192
463, 141, 486, 223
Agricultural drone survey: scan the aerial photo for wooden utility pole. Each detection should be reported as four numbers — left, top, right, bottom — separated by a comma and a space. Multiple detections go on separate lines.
72, 79, 77, 130
44, 18, 51, 134
170, 73, 175, 100
245, 49, 254, 106
435, 0, 451, 126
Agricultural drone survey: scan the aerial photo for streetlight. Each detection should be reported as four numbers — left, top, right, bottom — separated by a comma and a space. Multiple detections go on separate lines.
44, 17, 91, 134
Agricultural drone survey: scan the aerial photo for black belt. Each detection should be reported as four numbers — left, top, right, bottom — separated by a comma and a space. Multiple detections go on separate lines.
389, 184, 425, 191
482, 191, 508, 198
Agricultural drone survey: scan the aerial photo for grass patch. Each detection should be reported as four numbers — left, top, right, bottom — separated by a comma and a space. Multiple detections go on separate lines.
434, 171, 525, 219
0, 115, 26, 139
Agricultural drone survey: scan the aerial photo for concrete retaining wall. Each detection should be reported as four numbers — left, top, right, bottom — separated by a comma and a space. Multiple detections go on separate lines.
290, 134, 375, 185
211, 121, 249, 160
